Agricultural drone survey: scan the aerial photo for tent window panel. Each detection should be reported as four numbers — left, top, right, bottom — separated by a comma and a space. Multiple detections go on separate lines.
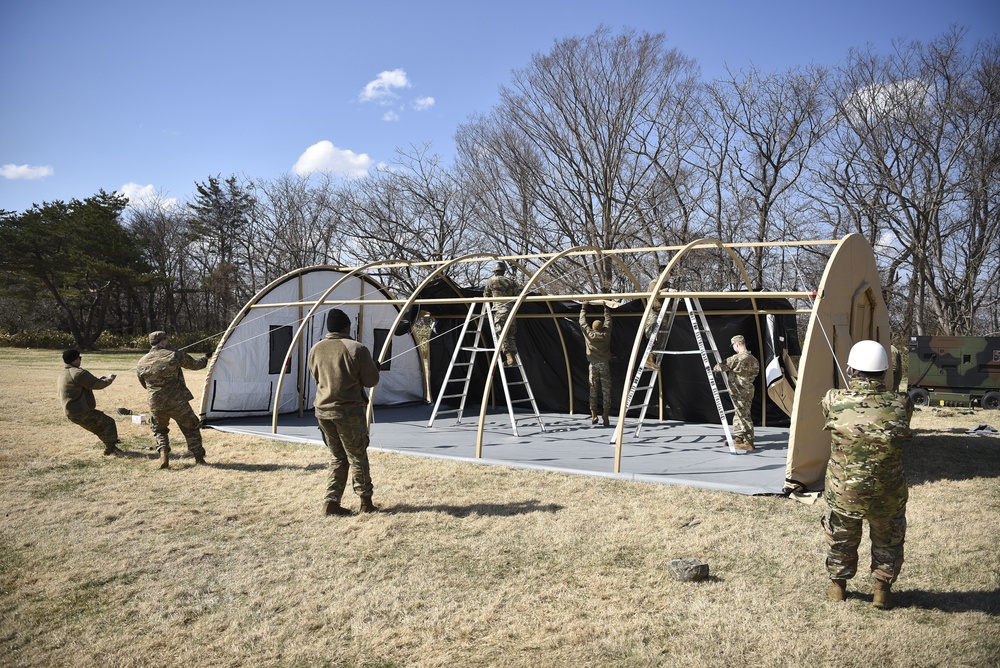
269, 325, 293, 375
373, 328, 391, 371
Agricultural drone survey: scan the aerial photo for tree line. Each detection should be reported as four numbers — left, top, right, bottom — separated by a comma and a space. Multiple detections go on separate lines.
2, 26, 997, 349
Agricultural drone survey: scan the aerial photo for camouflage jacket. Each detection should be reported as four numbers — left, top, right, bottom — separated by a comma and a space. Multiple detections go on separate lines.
136, 347, 209, 409
57, 364, 113, 416
484, 275, 519, 313
821, 376, 913, 518
715, 350, 758, 401
308, 332, 380, 419
579, 307, 612, 363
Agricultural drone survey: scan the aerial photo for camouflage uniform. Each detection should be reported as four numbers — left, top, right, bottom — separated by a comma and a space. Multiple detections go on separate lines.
483, 272, 520, 356
308, 332, 381, 505
821, 376, 913, 584
579, 306, 612, 411
136, 345, 209, 458
714, 347, 759, 444
57, 363, 118, 448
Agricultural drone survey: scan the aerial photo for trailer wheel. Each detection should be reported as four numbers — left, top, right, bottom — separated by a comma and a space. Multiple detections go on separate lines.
908, 388, 930, 407
982, 391, 1000, 410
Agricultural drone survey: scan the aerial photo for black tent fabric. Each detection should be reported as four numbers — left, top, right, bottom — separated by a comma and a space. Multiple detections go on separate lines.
416, 279, 800, 427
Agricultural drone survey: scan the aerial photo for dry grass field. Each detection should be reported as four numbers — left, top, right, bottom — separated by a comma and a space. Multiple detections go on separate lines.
1, 348, 998, 668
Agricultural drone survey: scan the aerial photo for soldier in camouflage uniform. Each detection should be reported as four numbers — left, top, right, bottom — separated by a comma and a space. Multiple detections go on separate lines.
713, 334, 759, 450
580, 302, 613, 427
821, 340, 913, 610
136, 331, 211, 469
308, 309, 381, 516
57, 349, 122, 456
483, 261, 520, 366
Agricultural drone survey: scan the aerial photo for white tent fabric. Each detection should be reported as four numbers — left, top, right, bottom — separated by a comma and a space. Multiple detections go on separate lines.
200, 267, 425, 421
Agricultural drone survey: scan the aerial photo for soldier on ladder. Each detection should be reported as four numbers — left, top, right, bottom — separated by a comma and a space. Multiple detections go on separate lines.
483, 261, 520, 366
713, 334, 759, 450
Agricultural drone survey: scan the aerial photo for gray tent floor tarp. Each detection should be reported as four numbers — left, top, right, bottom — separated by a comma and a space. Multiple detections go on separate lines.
206, 404, 789, 496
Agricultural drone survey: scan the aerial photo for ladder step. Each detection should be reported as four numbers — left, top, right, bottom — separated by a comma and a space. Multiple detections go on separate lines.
435, 407, 461, 415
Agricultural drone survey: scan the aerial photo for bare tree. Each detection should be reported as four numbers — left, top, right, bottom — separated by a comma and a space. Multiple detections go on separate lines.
125, 194, 192, 332
705, 65, 831, 290
820, 29, 1000, 335
340, 144, 478, 294
249, 173, 348, 282
456, 26, 701, 293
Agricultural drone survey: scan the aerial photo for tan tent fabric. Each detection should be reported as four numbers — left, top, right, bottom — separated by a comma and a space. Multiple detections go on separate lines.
784, 233, 894, 491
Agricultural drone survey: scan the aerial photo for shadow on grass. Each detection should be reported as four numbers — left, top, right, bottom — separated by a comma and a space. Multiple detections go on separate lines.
200, 461, 327, 472
896, 588, 1000, 615
905, 430, 1000, 486
387, 499, 564, 517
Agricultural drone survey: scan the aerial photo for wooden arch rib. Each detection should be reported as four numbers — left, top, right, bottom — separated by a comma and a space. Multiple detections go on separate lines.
475, 246, 637, 458
271, 259, 413, 434
610, 238, 765, 472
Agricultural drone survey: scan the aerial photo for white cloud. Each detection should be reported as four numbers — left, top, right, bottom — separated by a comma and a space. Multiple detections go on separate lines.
118, 182, 179, 210
359, 69, 410, 104
1, 164, 54, 180
292, 140, 373, 178
382, 110, 400, 122
844, 79, 930, 125
414, 96, 435, 111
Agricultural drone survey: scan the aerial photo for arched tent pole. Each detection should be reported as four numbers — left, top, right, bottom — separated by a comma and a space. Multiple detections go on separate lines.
366, 252, 496, 420
611, 238, 764, 473
271, 260, 409, 434
475, 246, 623, 458
785, 233, 890, 491
198, 265, 326, 418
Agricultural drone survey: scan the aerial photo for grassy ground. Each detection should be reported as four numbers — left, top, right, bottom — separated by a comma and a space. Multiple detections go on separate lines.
0, 348, 998, 668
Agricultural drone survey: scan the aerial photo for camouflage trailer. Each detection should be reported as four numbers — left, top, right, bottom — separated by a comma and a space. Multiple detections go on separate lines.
907, 336, 1000, 409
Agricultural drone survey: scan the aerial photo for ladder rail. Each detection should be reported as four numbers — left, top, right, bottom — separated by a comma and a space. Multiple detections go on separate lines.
428, 302, 483, 426
686, 297, 738, 454
618, 297, 678, 439
428, 300, 545, 435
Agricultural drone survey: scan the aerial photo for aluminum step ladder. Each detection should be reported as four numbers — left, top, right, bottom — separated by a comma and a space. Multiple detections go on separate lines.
617, 296, 680, 438
617, 297, 739, 453
428, 301, 545, 436
685, 297, 739, 454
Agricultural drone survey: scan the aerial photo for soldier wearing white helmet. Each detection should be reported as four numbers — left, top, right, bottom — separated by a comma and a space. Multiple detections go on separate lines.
821, 339, 913, 610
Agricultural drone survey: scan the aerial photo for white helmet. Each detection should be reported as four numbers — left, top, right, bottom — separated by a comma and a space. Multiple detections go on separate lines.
847, 340, 889, 372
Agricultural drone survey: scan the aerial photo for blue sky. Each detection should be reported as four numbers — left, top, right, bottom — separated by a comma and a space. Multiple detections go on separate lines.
1, 0, 997, 214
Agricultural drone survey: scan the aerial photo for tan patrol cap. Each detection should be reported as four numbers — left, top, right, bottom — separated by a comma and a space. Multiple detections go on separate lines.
731, 335, 746, 346
149, 331, 168, 346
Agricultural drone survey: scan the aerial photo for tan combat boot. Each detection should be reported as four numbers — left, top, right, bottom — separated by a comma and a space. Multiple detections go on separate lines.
158, 448, 170, 470
591, 410, 598, 425
602, 408, 610, 427
873, 580, 892, 610
359, 497, 379, 514
505, 352, 516, 366
324, 500, 352, 516
826, 578, 847, 602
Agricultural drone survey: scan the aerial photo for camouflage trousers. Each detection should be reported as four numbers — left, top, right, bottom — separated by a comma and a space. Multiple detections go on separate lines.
317, 413, 373, 502
493, 309, 518, 354
643, 312, 668, 352
823, 507, 906, 583
67, 409, 118, 447
731, 395, 754, 444
148, 397, 204, 457
589, 361, 611, 411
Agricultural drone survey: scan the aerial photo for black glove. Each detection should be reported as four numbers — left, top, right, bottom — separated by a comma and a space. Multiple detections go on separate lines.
205, 350, 213, 359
